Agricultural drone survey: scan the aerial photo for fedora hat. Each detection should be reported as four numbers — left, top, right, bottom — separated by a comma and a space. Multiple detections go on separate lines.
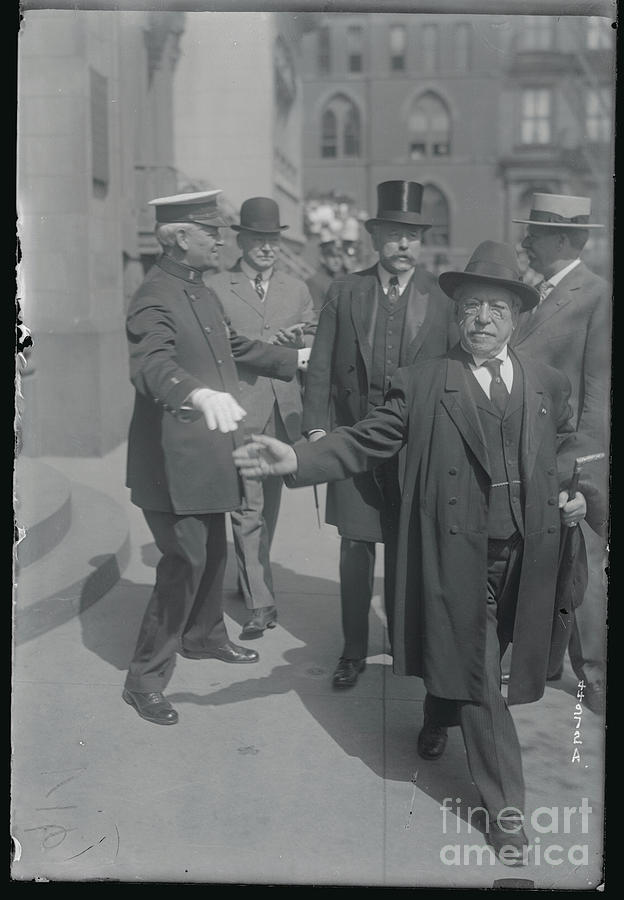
231, 197, 289, 234
149, 189, 228, 227
512, 192, 604, 229
438, 241, 540, 312
365, 181, 431, 232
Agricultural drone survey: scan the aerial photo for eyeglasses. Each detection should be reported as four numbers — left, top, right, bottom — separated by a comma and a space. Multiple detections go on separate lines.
459, 301, 513, 320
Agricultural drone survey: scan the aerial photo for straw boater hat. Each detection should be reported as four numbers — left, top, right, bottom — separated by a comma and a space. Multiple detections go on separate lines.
438, 241, 540, 312
365, 181, 431, 232
512, 193, 604, 229
148, 189, 228, 226
231, 197, 289, 234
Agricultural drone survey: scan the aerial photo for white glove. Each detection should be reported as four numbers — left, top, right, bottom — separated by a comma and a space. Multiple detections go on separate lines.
190, 388, 246, 433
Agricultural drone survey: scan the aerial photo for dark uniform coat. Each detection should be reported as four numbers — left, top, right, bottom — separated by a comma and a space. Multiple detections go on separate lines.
301, 264, 457, 541
306, 265, 336, 314
126, 255, 298, 515
510, 260, 611, 445
207, 262, 316, 442
292, 347, 596, 706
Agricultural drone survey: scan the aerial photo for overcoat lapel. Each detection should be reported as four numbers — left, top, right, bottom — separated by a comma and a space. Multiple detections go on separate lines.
515, 351, 549, 484
228, 268, 266, 318
512, 268, 579, 343
402, 268, 435, 360
440, 354, 491, 478
350, 269, 379, 383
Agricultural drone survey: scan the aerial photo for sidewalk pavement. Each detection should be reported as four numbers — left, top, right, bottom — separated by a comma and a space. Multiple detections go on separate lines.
11, 444, 605, 886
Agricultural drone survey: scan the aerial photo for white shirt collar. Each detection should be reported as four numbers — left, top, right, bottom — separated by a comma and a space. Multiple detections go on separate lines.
377, 263, 413, 294
241, 258, 273, 283
546, 257, 580, 288
469, 344, 509, 368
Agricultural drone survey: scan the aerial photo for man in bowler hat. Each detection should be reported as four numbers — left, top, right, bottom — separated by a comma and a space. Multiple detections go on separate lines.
233, 240, 598, 863
208, 198, 317, 638
511, 193, 610, 714
301, 180, 457, 688
123, 190, 310, 725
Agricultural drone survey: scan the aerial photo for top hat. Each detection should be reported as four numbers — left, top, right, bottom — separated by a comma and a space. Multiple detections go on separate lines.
512, 193, 604, 229
438, 241, 540, 312
149, 189, 228, 227
231, 197, 289, 234
365, 181, 431, 232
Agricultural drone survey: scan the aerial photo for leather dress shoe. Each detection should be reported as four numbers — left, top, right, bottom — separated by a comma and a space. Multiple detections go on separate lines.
332, 657, 366, 688
122, 689, 178, 725
583, 680, 606, 715
181, 640, 259, 663
486, 819, 528, 866
240, 605, 277, 639
417, 719, 448, 760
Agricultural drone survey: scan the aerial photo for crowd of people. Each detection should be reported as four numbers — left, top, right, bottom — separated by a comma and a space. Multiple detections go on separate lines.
121, 180, 609, 866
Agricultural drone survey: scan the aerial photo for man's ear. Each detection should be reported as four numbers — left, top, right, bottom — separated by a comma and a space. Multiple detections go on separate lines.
175, 227, 189, 251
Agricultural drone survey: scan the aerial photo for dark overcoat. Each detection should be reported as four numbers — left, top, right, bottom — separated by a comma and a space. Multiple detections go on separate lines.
293, 347, 596, 705
126, 255, 298, 515
208, 261, 316, 442
301, 264, 457, 541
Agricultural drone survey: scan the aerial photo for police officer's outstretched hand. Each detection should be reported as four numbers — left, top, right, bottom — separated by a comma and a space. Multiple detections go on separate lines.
191, 388, 247, 433
233, 434, 298, 479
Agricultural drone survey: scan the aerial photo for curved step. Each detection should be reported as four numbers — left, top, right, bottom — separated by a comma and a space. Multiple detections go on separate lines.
13, 483, 130, 645
14, 458, 72, 567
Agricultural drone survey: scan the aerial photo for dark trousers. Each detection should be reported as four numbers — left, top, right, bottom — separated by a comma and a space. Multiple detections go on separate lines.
125, 510, 229, 693
424, 534, 525, 820
339, 462, 399, 660
231, 405, 289, 610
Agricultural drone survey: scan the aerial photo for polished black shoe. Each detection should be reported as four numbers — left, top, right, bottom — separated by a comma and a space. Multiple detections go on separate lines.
122, 689, 178, 725
583, 680, 606, 715
240, 605, 278, 639
332, 657, 366, 688
181, 640, 259, 663
486, 819, 528, 866
417, 719, 448, 760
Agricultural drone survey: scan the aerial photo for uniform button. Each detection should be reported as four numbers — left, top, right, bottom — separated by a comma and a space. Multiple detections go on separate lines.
449, 467, 457, 475
189, 293, 196, 300
450, 526, 458, 534
217, 359, 223, 365
448, 497, 457, 505
548, 526, 557, 533
388, 345, 393, 350
548, 497, 557, 505
548, 467, 556, 475
204, 326, 211, 333
264, 324, 270, 330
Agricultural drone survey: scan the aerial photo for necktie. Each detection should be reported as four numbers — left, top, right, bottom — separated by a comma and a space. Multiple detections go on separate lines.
254, 273, 265, 300
387, 275, 399, 303
535, 279, 553, 308
483, 358, 509, 416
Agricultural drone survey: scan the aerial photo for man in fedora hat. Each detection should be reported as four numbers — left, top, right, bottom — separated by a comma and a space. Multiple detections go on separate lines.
233, 239, 600, 863
123, 190, 311, 725
511, 192, 611, 714
302, 180, 456, 689
306, 228, 346, 313
207, 197, 317, 638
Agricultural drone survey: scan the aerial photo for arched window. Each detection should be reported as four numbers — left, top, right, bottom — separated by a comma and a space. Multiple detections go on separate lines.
320, 94, 361, 158
422, 184, 450, 247
408, 92, 451, 159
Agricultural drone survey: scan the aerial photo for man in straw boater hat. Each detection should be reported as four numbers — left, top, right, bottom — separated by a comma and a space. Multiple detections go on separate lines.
232, 239, 604, 864
511, 192, 611, 715
122, 190, 310, 726
208, 197, 317, 639
301, 180, 456, 689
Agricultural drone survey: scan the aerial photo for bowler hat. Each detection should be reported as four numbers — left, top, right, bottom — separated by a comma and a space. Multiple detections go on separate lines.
512, 193, 604, 229
231, 197, 289, 234
438, 241, 540, 312
149, 189, 228, 227
365, 181, 431, 232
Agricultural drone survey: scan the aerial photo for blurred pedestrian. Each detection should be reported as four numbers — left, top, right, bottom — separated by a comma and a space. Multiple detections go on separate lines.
122, 190, 310, 725
306, 229, 345, 313
208, 197, 317, 638
301, 180, 457, 689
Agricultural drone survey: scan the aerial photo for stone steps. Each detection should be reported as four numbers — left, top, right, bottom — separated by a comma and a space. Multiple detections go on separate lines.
14, 458, 72, 567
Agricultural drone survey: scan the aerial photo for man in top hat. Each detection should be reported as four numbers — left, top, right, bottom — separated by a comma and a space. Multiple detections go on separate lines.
511, 192, 611, 714
301, 180, 457, 689
233, 240, 599, 864
306, 228, 346, 313
207, 197, 317, 638
123, 190, 311, 725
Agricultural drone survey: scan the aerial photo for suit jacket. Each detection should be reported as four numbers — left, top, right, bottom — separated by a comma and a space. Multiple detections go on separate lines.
208, 261, 317, 442
306, 265, 337, 314
510, 260, 611, 447
293, 347, 599, 705
125, 255, 298, 514
300, 263, 458, 541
